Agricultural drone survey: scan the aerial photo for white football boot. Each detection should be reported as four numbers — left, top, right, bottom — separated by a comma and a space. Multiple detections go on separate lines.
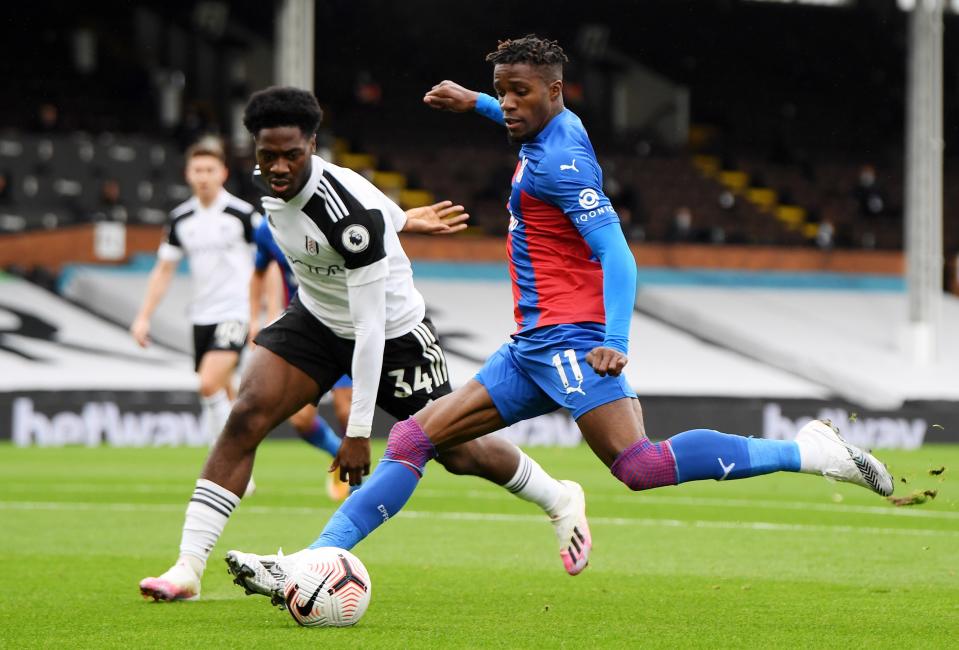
795, 419, 894, 496
225, 550, 288, 607
139, 561, 201, 601
550, 480, 592, 576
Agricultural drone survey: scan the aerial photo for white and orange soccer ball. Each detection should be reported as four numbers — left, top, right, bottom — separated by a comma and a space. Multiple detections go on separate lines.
282, 547, 372, 627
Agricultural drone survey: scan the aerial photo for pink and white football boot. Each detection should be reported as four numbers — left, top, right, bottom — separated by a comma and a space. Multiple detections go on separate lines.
551, 480, 592, 576
139, 561, 201, 602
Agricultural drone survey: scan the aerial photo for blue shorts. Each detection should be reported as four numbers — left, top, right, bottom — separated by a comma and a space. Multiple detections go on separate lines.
475, 323, 636, 425
332, 375, 353, 390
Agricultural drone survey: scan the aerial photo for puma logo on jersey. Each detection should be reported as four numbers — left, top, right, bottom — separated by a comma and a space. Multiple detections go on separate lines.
718, 457, 735, 481
560, 159, 578, 172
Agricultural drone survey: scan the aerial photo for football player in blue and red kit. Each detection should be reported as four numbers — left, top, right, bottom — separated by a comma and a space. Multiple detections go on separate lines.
230, 35, 893, 600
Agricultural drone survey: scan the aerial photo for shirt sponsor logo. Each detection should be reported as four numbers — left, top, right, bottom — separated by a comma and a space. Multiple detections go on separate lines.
342, 224, 370, 253
578, 188, 600, 209
575, 204, 615, 223
286, 255, 344, 276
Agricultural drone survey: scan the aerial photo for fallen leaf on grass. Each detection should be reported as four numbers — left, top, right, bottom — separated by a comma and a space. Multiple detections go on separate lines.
929, 466, 946, 476
900, 477, 909, 484
886, 490, 938, 506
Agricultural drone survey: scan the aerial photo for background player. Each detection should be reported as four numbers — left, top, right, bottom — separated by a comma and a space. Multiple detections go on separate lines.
130, 137, 255, 472
249, 198, 474, 500
228, 36, 894, 600
140, 86, 587, 603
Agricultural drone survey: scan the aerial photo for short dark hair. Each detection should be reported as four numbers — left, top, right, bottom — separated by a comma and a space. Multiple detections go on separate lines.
242, 86, 323, 137
485, 34, 568, 78
185, 135, 226, 163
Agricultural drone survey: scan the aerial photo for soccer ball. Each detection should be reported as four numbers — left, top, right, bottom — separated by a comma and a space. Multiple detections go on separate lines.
283, 547, 371, 627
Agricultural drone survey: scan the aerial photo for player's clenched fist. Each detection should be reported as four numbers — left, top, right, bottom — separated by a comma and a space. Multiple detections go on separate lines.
585, 346, 628, 377
423, 80, 480, 113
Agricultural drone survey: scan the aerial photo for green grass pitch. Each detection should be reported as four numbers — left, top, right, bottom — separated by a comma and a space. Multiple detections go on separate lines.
1, 440, 956, 648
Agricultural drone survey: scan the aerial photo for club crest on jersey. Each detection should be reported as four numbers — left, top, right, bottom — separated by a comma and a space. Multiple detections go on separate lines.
342, 224, 370, 253
305, 235, 318, 255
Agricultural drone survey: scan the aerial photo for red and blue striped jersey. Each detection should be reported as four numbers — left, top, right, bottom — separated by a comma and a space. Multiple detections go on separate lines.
506, 109, 619, 333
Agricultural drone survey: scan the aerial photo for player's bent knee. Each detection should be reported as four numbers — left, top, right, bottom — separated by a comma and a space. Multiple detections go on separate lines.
220, 397, 272, 447
384, 418, 437, 475
610, 438, 679, 491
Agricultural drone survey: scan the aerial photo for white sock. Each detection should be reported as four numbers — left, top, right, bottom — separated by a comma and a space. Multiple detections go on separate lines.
201, 390, 231, 445
504, 452, 566, 517
178, 478, 240, 576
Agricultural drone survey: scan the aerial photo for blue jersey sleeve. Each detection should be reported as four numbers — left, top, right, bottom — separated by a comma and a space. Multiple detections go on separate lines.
474, 93, 505, 125
253, 220, 273, 271
583, 223, 636, 354
530, 150, 619, 237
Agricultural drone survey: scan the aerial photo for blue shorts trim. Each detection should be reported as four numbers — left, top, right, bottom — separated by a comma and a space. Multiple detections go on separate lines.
332, 375, 352, 390
474, 323, 636, 425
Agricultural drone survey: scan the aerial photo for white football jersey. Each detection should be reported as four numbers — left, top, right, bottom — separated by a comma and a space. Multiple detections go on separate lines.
158, 189, 257, 325
260, 155, 424, 339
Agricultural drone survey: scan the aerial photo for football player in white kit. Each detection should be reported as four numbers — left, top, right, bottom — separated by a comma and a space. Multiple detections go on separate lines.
130, 138, 255, 464
139, 87, 589, 602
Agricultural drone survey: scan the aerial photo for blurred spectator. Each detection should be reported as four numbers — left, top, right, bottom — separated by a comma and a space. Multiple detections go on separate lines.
32, 103, 61, 133
854, 164, 885, 218
91, 178, 128, 223
718, 189, 736, 211
0, 170, 12, 205
355, 71, 382, 106
815, 218, 835, 250
710, 226, 726, 245
666, 206, 695, 242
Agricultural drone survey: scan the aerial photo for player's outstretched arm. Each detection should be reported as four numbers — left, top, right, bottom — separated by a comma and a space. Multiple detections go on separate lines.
423, 80, 479, 112
424, 81, 505, 125
130, 258, 176, 347
402, 200, 469, 235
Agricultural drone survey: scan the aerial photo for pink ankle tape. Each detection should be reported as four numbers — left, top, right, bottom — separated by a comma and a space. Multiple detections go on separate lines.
384, 417, 436, 473
610, 438, 678, 491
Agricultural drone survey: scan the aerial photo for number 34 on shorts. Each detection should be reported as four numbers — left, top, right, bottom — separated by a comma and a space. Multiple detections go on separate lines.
388, 365, 439, 398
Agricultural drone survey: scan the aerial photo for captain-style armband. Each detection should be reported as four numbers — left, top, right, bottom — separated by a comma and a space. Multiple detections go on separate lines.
474, 93, 505, 125
346, 423, 373, 439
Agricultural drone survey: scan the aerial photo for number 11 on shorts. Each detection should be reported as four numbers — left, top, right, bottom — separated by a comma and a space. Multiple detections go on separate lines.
552, 349, 586, 396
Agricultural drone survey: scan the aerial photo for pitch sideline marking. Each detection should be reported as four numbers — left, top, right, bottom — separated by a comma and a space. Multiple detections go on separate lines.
3, 482, 956, 521
1, 500, 956, 538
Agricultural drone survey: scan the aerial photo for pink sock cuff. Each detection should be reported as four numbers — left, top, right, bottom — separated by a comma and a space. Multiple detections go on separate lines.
384, 417, 437, 473
610, 438, 678, 491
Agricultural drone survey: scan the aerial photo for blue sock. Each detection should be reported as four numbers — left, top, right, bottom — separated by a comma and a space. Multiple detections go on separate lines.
668, 428, 801, 483
302, 416, 341, 458
309, 459, 421, 550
